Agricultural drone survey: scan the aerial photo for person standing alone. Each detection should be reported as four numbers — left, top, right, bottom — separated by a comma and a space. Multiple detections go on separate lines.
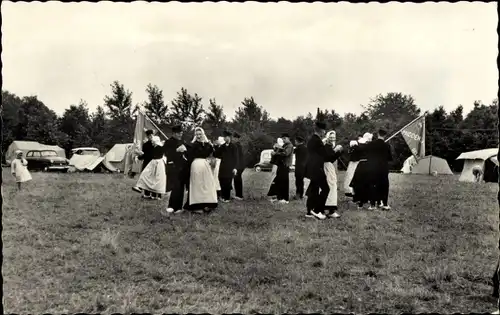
232, 132, 245, 200
293, 136, 308, 200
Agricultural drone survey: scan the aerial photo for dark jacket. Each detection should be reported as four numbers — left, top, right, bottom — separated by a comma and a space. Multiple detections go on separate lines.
294, 143, 308, 172
348, 145, 361, 162
274, 142, 294, 167
325, 145, 343, 163
235, 142, 246, 170
186, 141, 214, 165
305, 134, 328, 180
214, 142, 239, 178
163, 137, 188, 170
138, 140, 154, 170
366, 139, 393, 174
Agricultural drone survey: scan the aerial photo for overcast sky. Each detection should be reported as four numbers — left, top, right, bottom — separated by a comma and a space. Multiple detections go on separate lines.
1, 1, 498, 120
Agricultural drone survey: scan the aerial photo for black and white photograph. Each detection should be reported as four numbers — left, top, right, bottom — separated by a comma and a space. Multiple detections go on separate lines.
1, 1, 499, 313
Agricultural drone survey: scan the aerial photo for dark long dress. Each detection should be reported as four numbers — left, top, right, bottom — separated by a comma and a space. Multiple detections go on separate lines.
349, 142, 373, 206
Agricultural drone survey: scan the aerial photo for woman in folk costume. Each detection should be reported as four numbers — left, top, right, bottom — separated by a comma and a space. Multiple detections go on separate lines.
323, 131, 343, 218
343, 138, 361, 199
267, 137, 284, 202
183, 127, 218, 213
349, 132, 375, 209
11, 150, 32, 191
132, 135, 167, 200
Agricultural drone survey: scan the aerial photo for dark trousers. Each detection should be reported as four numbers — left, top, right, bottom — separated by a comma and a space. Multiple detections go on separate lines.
295, 168, 305, 198
168, 173, 188, 211
374, 172, 390, 205
306, 175, 330, 214
276, 165, 290, 201
219, 176, 233, 200
233, 169, 244, 198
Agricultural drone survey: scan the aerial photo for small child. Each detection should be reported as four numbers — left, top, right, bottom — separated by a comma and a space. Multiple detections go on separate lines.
11, 150, 32, 190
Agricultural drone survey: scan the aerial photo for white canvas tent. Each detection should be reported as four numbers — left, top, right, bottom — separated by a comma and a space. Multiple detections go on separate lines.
5, 141, 66, 164
103, 143, 134, 172
401, 155, 418, 174
68, 155, 107, 172
456, 148, 498, 182
409, 155, 453, 175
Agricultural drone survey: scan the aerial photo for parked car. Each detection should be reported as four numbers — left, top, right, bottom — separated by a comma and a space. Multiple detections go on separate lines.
254, 149, 295, 172
71, 147, 101, 157
25, 150, 69, 172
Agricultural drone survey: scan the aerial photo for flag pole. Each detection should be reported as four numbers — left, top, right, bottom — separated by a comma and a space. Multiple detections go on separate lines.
385, 113, 427, 143
139, 109, 169, 140
428, 113, 433, 175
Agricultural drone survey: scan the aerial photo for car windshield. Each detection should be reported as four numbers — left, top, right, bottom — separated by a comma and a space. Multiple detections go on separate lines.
41, 151, 58, 157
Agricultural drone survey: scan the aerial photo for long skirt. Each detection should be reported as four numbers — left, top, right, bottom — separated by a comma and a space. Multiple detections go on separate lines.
343, 161, 359, 195
214, 158, 221, 191
187, 158, 218, 210
324, 162, 338, 210
349, 160, 372, 204
136, 159, 167, 194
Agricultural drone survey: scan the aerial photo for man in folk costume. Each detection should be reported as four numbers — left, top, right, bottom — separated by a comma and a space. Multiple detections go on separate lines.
214, 130, 239, 203
305, 121, 329, 220
369, 129, 393, 210
323, 130, 343, 218
267, 137, 284, 201
164, 125, 190, 214
293, 135, 308, 200
232, 132, 246, 200
271, 133, 294, 204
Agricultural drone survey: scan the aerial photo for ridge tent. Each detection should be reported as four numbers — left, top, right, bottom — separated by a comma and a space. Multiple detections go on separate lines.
456, 148, 499, 183
409, 155, 453, 175
401, 155, 418, 174
68, 155, 107, 172
5, 141, 66, 163
103, 143, 134, 172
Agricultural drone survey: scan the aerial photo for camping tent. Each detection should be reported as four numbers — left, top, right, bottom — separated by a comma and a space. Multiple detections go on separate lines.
68, 155, 107, 172
456, 148, 499, 182
5, 141, 66, 163
409, 155, 453, 175
103, 143, 134, 172
401, 155, 417, 174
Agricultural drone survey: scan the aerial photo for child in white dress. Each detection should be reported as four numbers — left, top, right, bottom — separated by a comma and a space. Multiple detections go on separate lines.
11, 150, 32, 190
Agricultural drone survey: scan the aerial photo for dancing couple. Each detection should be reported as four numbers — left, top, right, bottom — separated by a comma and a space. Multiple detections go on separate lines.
304, 121, 343, 220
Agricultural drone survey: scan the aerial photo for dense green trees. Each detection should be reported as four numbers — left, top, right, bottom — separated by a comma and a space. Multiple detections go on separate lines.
1, 83, 497, 170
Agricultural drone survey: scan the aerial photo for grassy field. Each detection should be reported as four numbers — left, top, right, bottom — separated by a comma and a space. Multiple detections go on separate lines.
2, 168, 499, 313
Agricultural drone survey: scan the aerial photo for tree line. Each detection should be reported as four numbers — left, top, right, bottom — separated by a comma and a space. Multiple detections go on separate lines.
1, 80, 498, 171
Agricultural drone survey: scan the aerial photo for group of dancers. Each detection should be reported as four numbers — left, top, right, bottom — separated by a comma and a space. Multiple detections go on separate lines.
129, 120, 393, 219
131, 125, 245, 214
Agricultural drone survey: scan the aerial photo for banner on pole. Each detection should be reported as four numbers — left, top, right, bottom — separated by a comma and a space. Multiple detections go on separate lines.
400, 115, 426, 159
131, 111, 168, 172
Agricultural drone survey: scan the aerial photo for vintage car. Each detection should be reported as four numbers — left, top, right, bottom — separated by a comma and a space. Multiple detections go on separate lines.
254, 149, 295, 172
25, 150, 69, 172
71, 147, 101, 157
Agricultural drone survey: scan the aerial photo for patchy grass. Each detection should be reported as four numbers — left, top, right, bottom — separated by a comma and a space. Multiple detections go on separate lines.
2, 169, 498, 313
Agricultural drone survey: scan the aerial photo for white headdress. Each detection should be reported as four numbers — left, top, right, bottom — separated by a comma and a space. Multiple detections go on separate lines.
363, 132, 373, 142
349, 140, 358, 147
217, 136, 225, 145
151, 135, 163, 146
276, 138, 284, 147
192, 127, 209, 143
323, 130, 336, 145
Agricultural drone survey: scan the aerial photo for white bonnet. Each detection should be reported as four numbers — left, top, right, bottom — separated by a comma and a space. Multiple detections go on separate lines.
363, 132, 373, 141
349, 140, 358, 147
217, 136, 225, 145
151, 135, 162, 146
277, 138, 284, 147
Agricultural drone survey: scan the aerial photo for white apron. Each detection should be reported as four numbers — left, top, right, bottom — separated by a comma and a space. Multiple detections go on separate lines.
324, 162, 338, 207
136, 159, 167, 194
189, 158, 218, 205
214, 158, 221, 191
343, 161, 359, 194
11, 159, 32, 183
